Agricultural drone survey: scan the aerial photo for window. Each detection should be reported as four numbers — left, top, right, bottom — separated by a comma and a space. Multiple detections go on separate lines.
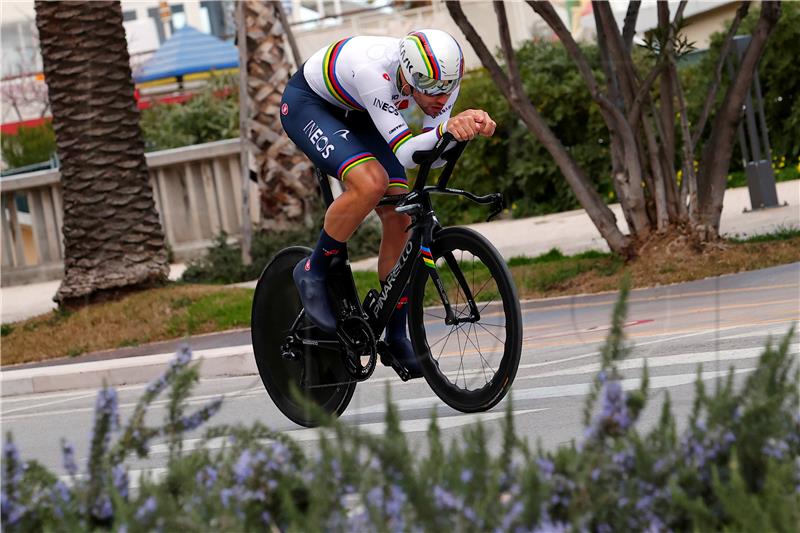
122, 10, 137, 22
171, 4, 186, 30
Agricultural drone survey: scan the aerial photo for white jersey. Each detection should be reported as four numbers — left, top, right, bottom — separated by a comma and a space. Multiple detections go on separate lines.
303, 36, 459, 169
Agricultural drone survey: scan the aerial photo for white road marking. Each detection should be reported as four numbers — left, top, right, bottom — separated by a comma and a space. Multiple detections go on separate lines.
517, 344, 798, 381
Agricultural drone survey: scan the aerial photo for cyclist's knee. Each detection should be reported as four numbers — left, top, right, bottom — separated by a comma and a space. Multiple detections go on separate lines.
343, 161, 388, 204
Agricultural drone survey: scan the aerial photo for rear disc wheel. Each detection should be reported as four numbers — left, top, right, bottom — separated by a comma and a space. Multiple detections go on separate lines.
251, 246, 356, 427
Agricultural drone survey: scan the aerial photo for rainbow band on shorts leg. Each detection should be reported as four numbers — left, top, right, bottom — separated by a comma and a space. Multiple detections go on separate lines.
323, 39, 364, 111
389, 128, 413, 154
388, 177, 409, 190
338, 152, 376, 180
421, 246, 435, 269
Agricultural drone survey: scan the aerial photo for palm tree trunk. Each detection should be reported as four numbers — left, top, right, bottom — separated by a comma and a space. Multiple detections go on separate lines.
35, 1, 169, 306
242, 0, 317, 232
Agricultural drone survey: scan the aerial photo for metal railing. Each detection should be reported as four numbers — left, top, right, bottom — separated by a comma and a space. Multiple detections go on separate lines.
0, 138, 256, 286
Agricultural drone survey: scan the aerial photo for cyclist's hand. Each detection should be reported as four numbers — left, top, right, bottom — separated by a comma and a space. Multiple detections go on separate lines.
473, 110, 496, 137
446, 111, 482, 141
460, 109, 496, 137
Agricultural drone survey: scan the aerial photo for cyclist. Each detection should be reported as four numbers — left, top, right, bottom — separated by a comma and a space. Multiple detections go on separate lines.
280, 29, 496, 377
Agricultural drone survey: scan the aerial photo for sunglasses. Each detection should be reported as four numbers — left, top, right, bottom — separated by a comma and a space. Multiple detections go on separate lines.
413, 73, 459, 96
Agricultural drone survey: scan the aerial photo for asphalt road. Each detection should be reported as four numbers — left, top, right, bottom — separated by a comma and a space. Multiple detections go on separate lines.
2, 263, 798, 484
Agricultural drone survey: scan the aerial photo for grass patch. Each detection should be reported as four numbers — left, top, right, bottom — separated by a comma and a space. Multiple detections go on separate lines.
3, 235, 799, 366
166, 290, 252, 337
726, 225, 800, 244
2, 284, 253, 366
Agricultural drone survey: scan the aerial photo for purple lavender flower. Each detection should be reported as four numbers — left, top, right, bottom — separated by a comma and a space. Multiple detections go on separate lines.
636, 494, 654, 512
220, 488, 234, 508
3, 439, 23, 486
597, 523, 612, 533
461, 469, 473, 484
500, 500, 524, 531
591, 468, 601, 481
600, 381, 631, 431
113, 464, 129, 499
536, 457, 554, 479
1, 495, 26, 527
763, 439, 789, 460
433, 485, 460, 509
612, 449, 635, 471
532, 515, 569, 533
196, 466, 218, 490
385, 484, 406, 518
61, 440, 78, 476
53, 480, 71, 503
135, 496, 157, 521
234, 450, 253, 484
367, 486, 383, 507
92, 494, 113, 521
95, 387, 120, 431
179, 397, 223, 432
170, 345, 192, 370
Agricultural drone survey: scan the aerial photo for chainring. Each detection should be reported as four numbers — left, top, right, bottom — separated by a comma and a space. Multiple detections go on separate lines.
337, 315, 377, 381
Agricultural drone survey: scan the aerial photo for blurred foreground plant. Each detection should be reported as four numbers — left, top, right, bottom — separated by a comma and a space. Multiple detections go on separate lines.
2, 281, 798, 531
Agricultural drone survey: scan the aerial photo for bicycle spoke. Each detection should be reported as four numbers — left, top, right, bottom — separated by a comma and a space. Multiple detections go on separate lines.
455, 321, 467, 388
464, 322, 496, 384
474, 322, 506, 328
477, 321, 506, 345
433, 323, 465, 363
470, 322, 493, 385
478, 299, 499, 314
470, 274, 495, 302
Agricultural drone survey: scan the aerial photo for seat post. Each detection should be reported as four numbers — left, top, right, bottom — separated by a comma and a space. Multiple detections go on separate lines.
315, 167, 335, 208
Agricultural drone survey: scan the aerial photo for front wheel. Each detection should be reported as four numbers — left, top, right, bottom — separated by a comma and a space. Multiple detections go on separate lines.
409, 227, 522, 413
251, 246, 356, 427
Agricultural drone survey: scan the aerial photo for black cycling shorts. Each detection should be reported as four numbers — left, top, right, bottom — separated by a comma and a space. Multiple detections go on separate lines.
279, 66, 408, 190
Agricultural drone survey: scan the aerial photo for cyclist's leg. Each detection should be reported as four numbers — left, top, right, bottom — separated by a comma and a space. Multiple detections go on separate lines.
280, 72, 387, 331
324, 161, 388, 242
355, 119, 421, 376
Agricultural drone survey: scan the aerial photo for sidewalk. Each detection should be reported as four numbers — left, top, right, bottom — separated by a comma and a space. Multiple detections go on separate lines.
1, 181, 797, 397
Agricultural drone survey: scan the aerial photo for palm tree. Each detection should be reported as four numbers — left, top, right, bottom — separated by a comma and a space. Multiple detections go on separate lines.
34, 1, 169, 306
240, 0, 317, 233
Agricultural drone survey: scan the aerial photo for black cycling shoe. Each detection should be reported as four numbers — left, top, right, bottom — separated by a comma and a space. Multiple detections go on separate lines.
292, 258, 337, 333
386, 337, 423, 379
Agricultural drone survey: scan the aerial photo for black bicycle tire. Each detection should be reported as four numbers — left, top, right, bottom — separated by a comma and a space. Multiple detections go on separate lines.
408, 227, 522, 412
251, 246, 356, 427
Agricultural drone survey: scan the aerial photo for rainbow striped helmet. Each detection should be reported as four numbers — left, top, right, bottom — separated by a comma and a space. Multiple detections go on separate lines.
399, 29, 464, 96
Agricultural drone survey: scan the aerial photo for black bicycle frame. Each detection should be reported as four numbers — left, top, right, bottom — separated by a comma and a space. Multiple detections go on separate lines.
312, 133, 504, 341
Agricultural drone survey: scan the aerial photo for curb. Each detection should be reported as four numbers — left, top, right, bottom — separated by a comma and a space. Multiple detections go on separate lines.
1, 344, 258, 397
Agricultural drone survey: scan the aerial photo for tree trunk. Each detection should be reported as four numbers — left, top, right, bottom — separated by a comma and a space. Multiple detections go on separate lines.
242, 0, 317, 232
696, 1, 781, 234
35, 1, 169, 306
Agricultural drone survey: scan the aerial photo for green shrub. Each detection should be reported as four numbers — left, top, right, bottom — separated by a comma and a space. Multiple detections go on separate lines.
139, 74, 239, 152
3, 285, 798, 531
0, 122, 56, 169
181, 218, 382, 285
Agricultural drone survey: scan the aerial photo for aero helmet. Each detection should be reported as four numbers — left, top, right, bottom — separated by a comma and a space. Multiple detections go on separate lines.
399, 29, 464, 95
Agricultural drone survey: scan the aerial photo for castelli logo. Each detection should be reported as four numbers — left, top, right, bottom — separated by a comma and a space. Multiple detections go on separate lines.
281, 103, 289, 116
398, 100, 409, 110
382, 72, 391, 81
304, 259, 311, 271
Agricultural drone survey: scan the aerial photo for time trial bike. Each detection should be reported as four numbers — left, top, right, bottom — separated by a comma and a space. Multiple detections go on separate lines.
251, 133, 522, 427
